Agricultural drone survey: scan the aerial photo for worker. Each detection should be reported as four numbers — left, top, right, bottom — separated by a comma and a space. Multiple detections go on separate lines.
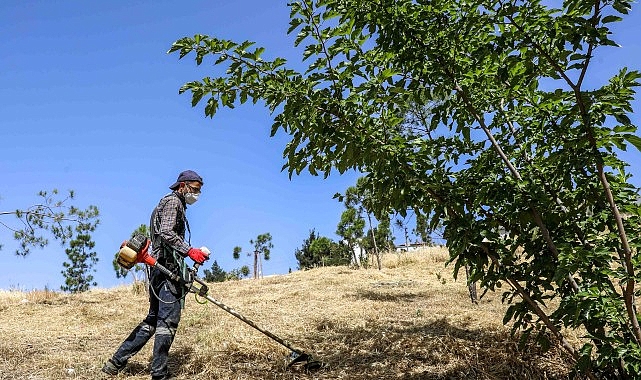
102, 170, 210, 380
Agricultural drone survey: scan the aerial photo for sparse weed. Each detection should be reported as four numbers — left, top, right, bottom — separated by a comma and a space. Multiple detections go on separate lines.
26, 286, 59, 303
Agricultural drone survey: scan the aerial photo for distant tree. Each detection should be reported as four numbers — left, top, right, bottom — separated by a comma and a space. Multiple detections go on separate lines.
376, 217, 394, 252
413, 212, 433, 246
312, 237, 351, 267
203, 260, 227, 283
60, 205, 100, 293
338, 177, 386, 269
232, 245, 242, 260
233, 233, 273, 279
112, 224, 149, 282
394, 211, 436, 248
336, 208, 365, 268
1, 189, 92, 256
250, 233, 272, 279
294, 229, 319, 269
226, 265, 250, 280
295, 229, 351, 269
363, 217, 395, 254
204, 258, 250, 283
308, 236, 333, 266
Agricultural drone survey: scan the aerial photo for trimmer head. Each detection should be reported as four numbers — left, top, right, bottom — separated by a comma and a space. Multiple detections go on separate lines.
183, 265, 325, 374
287, 351, 325, 372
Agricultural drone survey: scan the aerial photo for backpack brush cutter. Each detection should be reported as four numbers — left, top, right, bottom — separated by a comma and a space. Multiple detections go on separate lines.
117, 233, 324, 372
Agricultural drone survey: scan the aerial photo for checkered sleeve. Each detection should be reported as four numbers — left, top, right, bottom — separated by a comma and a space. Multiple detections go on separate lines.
157, 196, 191, 256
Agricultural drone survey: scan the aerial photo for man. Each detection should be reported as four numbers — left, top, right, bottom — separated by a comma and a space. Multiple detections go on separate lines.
102, 170, 210, 380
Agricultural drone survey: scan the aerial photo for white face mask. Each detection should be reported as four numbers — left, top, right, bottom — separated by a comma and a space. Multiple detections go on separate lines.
184, 192, 199, 205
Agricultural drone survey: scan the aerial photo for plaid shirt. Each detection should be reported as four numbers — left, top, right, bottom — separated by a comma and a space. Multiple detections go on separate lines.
150, 192, 190, 258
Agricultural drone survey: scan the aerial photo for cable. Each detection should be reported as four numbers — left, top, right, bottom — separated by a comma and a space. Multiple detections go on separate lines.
144, 265, 188, 305
194, 292, 208, 304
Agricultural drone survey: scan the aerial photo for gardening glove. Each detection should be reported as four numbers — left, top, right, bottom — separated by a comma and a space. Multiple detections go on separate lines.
187, 247, 210, 264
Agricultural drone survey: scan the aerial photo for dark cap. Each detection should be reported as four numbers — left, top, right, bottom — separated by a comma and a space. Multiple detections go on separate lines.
169, 170, 203, 190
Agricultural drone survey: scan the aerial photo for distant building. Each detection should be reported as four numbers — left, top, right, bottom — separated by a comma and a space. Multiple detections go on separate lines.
395, 242, 428, 252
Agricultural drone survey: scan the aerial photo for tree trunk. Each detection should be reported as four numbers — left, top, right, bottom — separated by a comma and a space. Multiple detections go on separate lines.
367, 213, 382, 270
404, 227, 409, 250
253, 250, 258, 279
351, 243, 361, 268
465, 264, 478, 304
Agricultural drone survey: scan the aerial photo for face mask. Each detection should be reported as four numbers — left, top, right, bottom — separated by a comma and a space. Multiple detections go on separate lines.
184, 192, 199, 205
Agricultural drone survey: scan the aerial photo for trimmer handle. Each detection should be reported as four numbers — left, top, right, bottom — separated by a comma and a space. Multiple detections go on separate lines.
191, 246, 210, 271
153, 262, 182, 283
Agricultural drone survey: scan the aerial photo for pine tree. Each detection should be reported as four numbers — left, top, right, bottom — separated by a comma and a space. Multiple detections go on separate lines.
1, 189, 95, 256
60, 206, 99, 293
250, 233, 272, 279
294, 229, 319, 269
203, 260, 227, 283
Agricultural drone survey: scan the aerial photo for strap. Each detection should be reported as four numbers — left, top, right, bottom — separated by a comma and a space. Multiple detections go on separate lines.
171, 248, 188, 309
185, 216, 191, 246
150, 192, 191, 252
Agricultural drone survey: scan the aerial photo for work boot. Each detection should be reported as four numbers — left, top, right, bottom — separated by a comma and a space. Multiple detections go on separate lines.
101, 359, 124, 375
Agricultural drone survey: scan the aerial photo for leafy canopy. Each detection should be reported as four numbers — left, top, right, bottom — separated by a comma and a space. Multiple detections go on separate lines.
170, 0, 641, 376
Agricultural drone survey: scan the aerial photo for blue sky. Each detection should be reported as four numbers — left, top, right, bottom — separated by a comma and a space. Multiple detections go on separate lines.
1, 1, 640, 290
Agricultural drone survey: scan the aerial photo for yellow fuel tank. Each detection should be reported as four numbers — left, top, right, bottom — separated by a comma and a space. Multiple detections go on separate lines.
117, 245, 138, 270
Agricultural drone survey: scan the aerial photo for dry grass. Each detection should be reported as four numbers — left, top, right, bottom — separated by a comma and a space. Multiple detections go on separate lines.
0, 248, 580, 379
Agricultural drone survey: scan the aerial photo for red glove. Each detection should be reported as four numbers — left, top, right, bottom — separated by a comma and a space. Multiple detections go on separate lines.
187, 247, 209, 264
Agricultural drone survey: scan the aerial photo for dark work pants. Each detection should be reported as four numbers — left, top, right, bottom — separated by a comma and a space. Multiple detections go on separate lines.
111, 273, 182, 378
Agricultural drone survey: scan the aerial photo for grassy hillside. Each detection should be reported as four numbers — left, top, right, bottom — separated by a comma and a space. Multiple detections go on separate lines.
0, 248, 578, 379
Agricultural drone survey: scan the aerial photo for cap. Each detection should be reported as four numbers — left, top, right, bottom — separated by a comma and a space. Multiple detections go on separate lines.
169, 170, 203, 190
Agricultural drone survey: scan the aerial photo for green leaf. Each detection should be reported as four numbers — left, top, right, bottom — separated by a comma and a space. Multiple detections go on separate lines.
613, 124, 635, 133
601, 15, 623, 23
624, 134, 641, 152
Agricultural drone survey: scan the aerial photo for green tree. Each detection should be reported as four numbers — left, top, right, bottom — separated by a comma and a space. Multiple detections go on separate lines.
308, 237, 333, 266
112, 224, 150, 282
207, 255, 250, 282
171, 0, 641, 376
60, 205, 100, 293
0, 189, 86, 256
296, 230, 351, 269
363, 216, 395, 254
312, 236, 351, 267
226, 265, 250, 280
413, 211, 434, 246
338, 177, 386, 269
250, 233, 272, 279
232, 245, 241, 260
203, 260, 227, 283
326, 240, 352, 266
336, 207, 365, 267
233, 233, 273, 279
230, 245, 252, 279
294, 229, 321, 269
376, 217, 394, 252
